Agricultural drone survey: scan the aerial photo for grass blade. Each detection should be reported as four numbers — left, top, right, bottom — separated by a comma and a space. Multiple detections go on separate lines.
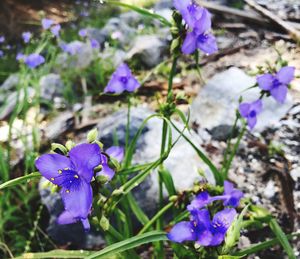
86, 231, 167, 258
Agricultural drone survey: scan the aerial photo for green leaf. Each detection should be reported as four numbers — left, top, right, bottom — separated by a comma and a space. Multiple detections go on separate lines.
127, 192, 150, 225
16, 249, 92, 259
0, 172, 40, 190
233, 232, 300, 257
107, 0, 172, 27
159, 168, 176, 196
268, 218, 296, 259
86, 231, 168, 259
218, 256, 243, 259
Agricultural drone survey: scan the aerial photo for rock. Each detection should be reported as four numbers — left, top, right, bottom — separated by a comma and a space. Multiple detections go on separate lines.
0, 73, 19, 91
208, 124, 239, 141
97, 106, 213, 213
154, 0, 173, 9
126, 35, 168, 68
39, 74, 64, 101
190, 67, 293, 132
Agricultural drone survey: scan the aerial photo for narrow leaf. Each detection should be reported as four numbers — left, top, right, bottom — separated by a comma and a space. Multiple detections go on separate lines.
0, 172, 40, 190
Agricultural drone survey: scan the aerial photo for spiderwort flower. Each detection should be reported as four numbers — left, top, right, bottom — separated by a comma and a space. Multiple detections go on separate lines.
16, 52, 25, 61
24, 53, 45, 69
0, 36, 5, 43
173, 0, 217, 55
239, 99, 263, 130
51, 24, 61, 37
0, 50, 4, 58
42, 18, 54, 30
257, 66, 295, 104
22, 32, 32, 43
104, 63, 140, 94
62, 41, 84, 55
97, 146, 124, 181
90, 38, 100, 49
167, 208, 236, 246
79, 28, 88, 38
187, 181, 243, 211
35, 143, 102, 230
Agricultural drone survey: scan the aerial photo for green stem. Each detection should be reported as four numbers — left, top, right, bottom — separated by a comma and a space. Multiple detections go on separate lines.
223, 122, 247, 180
139, 202, 173, 235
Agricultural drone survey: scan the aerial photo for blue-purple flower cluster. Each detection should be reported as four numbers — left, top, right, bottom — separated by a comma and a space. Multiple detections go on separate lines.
174, 0, 218, 55
239, 66, 295, 130
167, 181, 243, 246
35, 143, 124, 231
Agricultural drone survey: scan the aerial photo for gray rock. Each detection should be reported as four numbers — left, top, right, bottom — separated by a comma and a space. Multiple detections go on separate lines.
190, 67, 293, 132
39, 74, 64, 101
154, 0, 173, 10
0, 74, 19, 91
126, 35, 168, 68
209, 124, 239, 141
97, 106, 214, 213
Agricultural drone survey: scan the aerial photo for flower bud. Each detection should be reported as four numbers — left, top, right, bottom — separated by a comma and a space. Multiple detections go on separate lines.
96, 174, 109, 184
87, 128, 99, 143
65, 140, 75, 151
100, 215, 110, 231
51, 143, 67, 155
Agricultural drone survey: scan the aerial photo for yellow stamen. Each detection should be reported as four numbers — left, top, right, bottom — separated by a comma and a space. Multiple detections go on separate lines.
74, 175, 79, 178
58, 170, 62, 174
66, 190, 70, 193
50, 177, 55, 181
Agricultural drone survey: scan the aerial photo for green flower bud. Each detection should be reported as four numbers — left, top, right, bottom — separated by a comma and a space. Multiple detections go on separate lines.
51, 143, 67, 155
65, 140, 75, 151
96, 174, 109, 184
100, 215, 110, 231
87, 128, 99, 143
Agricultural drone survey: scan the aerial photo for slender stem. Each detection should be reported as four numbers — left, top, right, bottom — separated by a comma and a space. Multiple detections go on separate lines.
223, 122, 247, 179
139, 202, 173, 235
125, 94, 131, 150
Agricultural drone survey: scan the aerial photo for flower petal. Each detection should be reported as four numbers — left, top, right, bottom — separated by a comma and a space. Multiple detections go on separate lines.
167, 221, 196, 243
96, 164, 115, 181
212, 208, 236, 235
270, 85, 288, 104
195, 8, 212, 35
196, 230, 213, 246
257, 73, 274, 91
224, 181, 234, 195
190, 209, 211, 229
224, 190, 244, 207
57, 210, 77, 225
182, 32, 197, 54
250, 99, 263, 114
239, 102, 250, 117
247, 115, 257, 130
69, 143, 101, 182
173, 0, 189, 13
106, 146, 124, 163
126, 77, 140, 92
276, 66, 295, 85
35, 154, 72, 185
104, 77, 125, 94
187, 192, 212, 211
197, 34, 218, 55
61, 179, 92, 219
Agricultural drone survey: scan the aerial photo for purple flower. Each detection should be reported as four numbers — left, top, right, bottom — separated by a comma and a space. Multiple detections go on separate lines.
42, 18, 54, 30
22, 32, 32, 43
173, 0, 217, 55
0, 36, 5, 43
104, 63, 140, 94
0, 50, 4, 58
51, 24, 61, 37
16, 52, 25, 61
90, 38, 99, 49
167, 208, 236, 246
239, 99, 263, 130
96, 146, 124, 181
257, 66, 295, 104
35, 143, 102, 230
24, 53, 45, 69
79, 28, 88, 38
187, 181, 243, 211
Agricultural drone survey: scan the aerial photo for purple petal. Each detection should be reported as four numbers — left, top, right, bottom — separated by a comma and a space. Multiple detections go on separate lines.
24, 53, 45, 69
104, 77, 125, 94
96, 164, 115, 181
190, 209, 211, 229
81, 218, 90, 231
212, 208, 236, 234
125, 77, 140, 92
209, 232, 226, 246
250, 99, 263, 114
270, 85, 288, 104
194, 8, 212, 35
173, 0, 189, 13
35, 154, 72, 184
106, 146, 124, 163
276, 66, 295, 85
224, 181, 234, 195
187, 192, 212, 211
57, 210, 77, 225
197, 33, 218, 55
42, 18, 54, 30
224, 190, 244, 207
247, 116, 257, 130
69, 143, 101, 182
167, 221, 196, 243
182, 32, 197, 54
51, 24, 61, 37
257, 73, 274, 91
196, 230, 213, 246
239, 103, 250, 118
61, 179, 92, 219
90, 38, 99, 49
